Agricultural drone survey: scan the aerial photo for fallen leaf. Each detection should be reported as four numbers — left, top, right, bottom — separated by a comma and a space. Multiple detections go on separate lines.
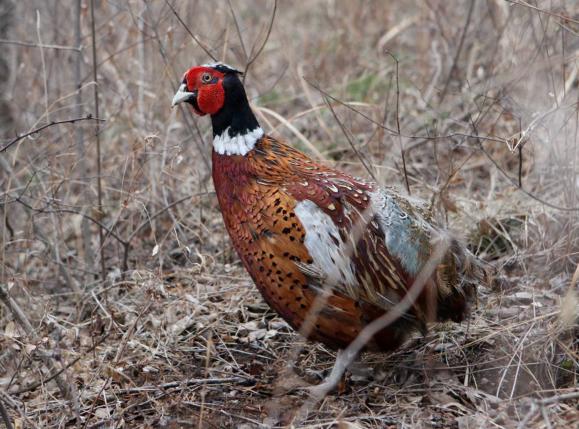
4, 321, 20, 339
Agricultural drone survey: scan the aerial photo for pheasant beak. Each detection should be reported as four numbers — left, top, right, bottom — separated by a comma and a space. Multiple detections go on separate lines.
171, 83, 197, 107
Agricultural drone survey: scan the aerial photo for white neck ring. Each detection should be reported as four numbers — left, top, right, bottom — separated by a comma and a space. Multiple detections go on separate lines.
213, 127, 264, 156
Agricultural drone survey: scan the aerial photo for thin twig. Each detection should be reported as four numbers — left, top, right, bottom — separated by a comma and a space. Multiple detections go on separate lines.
0, 38, 80, 51
538, 390, 579, 405
0, 284, 80, 418
0, 116, 103, 153
12, 331, 111, 395
439, 0, 475, 103
9, 191, 208, 274
324, 96, 378, 182
301, 239, 450, 406
10, 198, 125, 246
385, 50, 410, 193
90, 0, 107, 281
243, 0, 277, 79
540, 405, 553, 429
517, 401, 537, 429
307, 79, 579, 211
446, 142, 569, 220
35, 11, 49, 123
504, 0, 579, 26
164, 0, 217, 61
0, 396, 13, 429
145, 3, 211, 173
122, 192, 209, 272
127, 193, 208, 244
32, 219, 82, 294
518, 145, 523, 188
226, 0, 248, 61
122, 376, 255, 393
79, 36, 155, 84
518, 118, 523, 188
471, 123, 579, 212
74, 0, 95, 277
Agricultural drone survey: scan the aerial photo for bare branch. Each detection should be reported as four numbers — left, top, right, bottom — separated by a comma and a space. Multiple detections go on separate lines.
10, 197, 126, 245
0, 37, 80, 51
538, 390, 579, 405
90, 0, 107, 281
469, 116, 579, 212
307, 79, 579, 211
0, 116, 103, 154
504, 0, 579, 26
439, 0, 475, 103
324, 96, 378, 182
164, 0, 217, 61
385, 49, 410, 194
122, 192, 210, 272
243, 0, 277, 79
226, 0, 248, 61
0, 395, 13, 429
302, 238, 450, 403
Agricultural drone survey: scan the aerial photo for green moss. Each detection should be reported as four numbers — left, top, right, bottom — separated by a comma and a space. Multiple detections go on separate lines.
346, 73, 391, 102
258, 90, 282, 107
346, 74, 378, 101
560, 359, 574, 370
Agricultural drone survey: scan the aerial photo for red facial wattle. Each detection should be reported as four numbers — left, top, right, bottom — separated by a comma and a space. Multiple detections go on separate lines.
197, 83, 225, 115
189, 93, 206, 116
183, 67, 226, 116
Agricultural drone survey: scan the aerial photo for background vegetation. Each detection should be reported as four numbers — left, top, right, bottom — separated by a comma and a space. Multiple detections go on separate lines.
0, 0, 577, 427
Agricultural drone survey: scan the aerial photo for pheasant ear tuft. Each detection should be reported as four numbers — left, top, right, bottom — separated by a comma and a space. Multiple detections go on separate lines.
203, 62, 243, 76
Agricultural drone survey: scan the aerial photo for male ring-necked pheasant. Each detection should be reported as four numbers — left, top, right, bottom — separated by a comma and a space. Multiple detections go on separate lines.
172, 63, 485, 352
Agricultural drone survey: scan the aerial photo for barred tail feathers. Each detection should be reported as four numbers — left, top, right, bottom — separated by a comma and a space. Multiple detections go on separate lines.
434, 237, 484, 323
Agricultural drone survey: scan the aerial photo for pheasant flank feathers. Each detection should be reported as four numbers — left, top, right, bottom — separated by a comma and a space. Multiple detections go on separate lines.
172, 63, 486, 351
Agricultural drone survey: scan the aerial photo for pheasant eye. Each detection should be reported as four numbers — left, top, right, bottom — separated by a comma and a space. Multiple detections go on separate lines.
201, 73, 212, 83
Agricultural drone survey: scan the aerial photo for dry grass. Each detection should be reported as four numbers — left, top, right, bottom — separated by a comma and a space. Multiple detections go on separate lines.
0, 1, 578, 428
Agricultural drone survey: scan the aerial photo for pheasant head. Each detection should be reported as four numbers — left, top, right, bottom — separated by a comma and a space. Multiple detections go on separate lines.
172, 63, 262, 156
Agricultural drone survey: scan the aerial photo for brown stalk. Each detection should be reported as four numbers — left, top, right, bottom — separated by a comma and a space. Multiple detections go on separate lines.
439, 0, 475, 103
74, 0, 95, 279
385, 50, 411, 194
90, 0, 106, 282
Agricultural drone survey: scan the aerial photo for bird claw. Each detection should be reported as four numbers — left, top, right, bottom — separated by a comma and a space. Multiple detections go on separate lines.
299, 349, 357, 398
301, 381, 335, 398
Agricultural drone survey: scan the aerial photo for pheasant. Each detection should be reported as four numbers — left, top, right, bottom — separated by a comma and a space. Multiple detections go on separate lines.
172, 63, 485, 352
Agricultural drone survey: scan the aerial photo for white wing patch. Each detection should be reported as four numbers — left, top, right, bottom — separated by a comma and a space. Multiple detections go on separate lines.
213, 127, 264, 156
294, 200, 357, 288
